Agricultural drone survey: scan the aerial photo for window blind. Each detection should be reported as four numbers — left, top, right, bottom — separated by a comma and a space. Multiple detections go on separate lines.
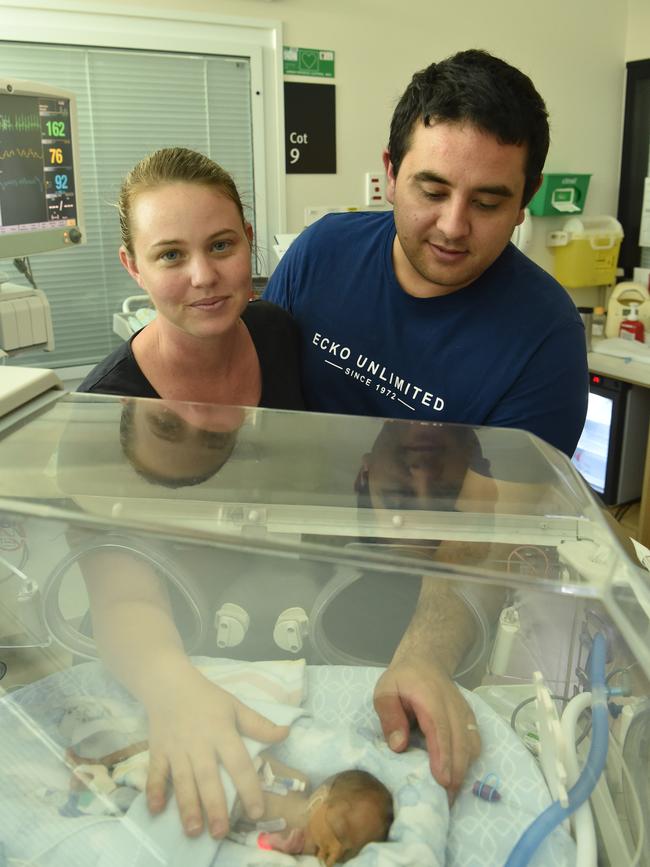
0, 42, 254, 369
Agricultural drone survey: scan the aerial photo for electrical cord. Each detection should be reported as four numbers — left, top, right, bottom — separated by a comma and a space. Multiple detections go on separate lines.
0, 545, 28, 586
613, 500, 639, 523
0, 551, 33, 590
510, 670, 634, 757
510, 693, 568, 735
574, 711, 592, 749
510, 693, 595, 751
0, 523, 28, 586
605, 662, 638, 686
12, 257, 37, 290
511, 693, 594, 753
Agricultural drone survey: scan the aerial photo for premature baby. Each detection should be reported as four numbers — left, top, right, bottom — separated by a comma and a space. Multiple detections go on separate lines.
232, 755, 394, 865
65, 734, 393, 866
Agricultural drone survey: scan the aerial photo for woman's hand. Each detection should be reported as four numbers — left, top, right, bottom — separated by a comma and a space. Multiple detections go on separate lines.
82, 553, 288, 837
144, 667, 288, 838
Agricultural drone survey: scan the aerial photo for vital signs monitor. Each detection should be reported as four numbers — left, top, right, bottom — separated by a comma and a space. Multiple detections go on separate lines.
0, 79, 84, 259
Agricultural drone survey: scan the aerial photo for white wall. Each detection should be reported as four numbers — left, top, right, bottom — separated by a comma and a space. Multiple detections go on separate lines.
626, 0, 650, 60
4, 0, 633, 295
62, 0, 629, 292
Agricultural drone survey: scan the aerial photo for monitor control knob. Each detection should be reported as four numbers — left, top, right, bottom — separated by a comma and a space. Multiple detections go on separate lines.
68, 228, 82, 244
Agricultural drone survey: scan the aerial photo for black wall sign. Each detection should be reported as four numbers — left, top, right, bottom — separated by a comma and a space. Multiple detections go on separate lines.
284, 81, 336, 174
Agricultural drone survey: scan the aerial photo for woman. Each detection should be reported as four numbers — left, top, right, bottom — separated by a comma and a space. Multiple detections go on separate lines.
76, 148, 303, 841
78, 147, 304, 411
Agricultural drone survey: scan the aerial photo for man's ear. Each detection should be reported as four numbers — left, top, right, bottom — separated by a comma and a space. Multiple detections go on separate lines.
382, 149, 396, 205
521, 174, 543, 213
119, 245, 145, 290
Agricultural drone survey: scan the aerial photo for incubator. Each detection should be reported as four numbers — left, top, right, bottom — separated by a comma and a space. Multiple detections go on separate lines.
0, 391, 649, 866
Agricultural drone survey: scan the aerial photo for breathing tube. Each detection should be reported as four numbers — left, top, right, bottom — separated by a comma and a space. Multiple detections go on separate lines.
505, 631, 609, 867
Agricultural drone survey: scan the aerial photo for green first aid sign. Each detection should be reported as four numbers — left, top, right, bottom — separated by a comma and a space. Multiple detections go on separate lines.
283, 46, 335, 78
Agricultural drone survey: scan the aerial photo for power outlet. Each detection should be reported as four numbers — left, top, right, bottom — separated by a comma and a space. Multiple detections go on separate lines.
365, 172, 385, 206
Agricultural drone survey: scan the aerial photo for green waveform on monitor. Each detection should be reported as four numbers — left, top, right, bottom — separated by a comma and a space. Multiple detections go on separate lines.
0, 147, 42, 161
0, 113, 41, 132
0, 176, 44, 193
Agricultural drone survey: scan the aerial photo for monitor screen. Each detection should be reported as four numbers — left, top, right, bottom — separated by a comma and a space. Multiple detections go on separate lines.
0, 82, 83, 258
571, 390, 613, 494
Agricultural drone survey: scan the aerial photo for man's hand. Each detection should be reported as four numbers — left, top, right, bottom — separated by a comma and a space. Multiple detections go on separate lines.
373, 656, 480, 801
145, 668, 288, 838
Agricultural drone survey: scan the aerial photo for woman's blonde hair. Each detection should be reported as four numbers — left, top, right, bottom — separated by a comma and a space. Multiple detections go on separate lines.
118, 147, 246, 254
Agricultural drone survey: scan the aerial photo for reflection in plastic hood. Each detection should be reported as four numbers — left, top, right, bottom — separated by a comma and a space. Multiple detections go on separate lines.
0, 392, 649, 866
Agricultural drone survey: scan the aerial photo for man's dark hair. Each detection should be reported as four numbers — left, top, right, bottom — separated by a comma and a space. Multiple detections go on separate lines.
387, 49, 550, 205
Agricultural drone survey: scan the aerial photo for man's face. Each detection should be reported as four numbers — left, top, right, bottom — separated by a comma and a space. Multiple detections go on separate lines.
384, 120, 529, 298
364, 421, 472, 511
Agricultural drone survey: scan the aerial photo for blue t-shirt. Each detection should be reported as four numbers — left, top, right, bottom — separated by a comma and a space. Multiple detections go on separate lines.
264, 211, 588, 457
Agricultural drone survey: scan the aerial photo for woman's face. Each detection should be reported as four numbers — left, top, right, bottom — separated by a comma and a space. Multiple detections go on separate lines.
120, 182, 252, 340
126, 399, 244, 484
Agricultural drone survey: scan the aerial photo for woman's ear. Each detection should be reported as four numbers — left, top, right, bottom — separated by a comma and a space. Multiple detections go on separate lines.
245, 221, 254, 245
119, 245, 145, 289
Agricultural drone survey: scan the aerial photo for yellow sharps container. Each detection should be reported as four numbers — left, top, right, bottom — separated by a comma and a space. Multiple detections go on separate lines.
547, 216, 623, 288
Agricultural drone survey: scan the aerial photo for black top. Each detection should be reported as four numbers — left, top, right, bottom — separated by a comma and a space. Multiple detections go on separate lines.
77, 300, 305, 410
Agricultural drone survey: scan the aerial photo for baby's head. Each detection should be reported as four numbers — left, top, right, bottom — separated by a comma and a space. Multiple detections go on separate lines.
304, 769, 394, 865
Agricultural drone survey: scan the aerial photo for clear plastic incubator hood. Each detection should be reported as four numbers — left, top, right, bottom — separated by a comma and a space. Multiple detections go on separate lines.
0, 392, 649, 866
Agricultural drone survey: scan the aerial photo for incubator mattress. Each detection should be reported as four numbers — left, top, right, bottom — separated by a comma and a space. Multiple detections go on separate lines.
0, 659, 576, 866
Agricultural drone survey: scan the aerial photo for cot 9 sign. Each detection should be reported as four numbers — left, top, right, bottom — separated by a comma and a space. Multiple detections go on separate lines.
284, 81, 336, 174
288, 131, 309, 165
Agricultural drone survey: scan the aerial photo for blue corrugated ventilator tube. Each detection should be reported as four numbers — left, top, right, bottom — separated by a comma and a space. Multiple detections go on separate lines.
504, 631, 609, 867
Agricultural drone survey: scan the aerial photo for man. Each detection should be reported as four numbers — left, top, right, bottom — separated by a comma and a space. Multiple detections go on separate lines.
265, 49, 586, 456
265, 50, 587, 802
